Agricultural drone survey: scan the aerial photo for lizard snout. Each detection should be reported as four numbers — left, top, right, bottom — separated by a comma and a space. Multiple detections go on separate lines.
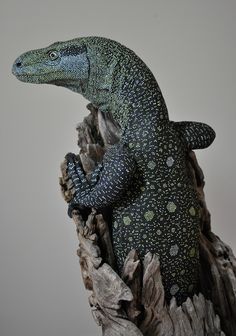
12, 57, 24, 76
16, 61, 22, 68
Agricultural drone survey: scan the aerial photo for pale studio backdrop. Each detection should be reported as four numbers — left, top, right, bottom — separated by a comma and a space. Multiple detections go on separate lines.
1, 1, 236, 336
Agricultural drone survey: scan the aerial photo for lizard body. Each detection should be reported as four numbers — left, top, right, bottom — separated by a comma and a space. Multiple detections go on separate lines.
12, 37, 215, 304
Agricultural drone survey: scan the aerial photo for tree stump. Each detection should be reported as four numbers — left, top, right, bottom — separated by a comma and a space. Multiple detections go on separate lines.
60, 104, 236, 336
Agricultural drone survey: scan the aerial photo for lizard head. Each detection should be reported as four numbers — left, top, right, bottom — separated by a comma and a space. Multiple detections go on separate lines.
12, 37, 165, 127
12, 39, 90, 93
12, 37, 126, 113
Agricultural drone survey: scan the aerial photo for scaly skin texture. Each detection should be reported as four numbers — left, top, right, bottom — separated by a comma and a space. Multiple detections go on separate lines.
12, 37, 215, 304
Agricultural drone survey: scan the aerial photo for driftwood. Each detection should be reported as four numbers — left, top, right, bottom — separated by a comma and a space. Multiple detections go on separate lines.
60, 104, 236, 336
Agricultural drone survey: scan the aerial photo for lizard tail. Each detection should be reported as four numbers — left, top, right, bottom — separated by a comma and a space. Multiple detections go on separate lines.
171, 121, 216, 150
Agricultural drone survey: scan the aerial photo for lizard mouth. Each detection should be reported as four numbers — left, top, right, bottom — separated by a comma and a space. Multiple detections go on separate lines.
13, 73, 44, 83
12, 62, 43, 82
12, 61, 58, 83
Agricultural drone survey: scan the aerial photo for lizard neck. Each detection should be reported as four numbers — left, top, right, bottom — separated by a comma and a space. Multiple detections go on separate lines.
80, 38, 169, 131
83, 63, 169, 131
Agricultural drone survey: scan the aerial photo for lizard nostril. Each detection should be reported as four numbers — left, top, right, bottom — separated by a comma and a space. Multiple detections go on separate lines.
16, 61, 22, 67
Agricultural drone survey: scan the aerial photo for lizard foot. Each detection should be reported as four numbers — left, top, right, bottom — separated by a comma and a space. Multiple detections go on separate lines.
65, 152, 92, 200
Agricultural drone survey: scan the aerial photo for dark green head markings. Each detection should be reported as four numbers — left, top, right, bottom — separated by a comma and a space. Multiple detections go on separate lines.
12, 36, 216, 304
61, 45, 87, 56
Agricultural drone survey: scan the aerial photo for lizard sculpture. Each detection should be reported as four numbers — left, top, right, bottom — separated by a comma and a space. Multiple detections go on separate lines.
12, 36, 215, 304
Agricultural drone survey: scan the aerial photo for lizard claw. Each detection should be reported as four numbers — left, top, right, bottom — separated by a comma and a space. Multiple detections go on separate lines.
67, 199, 87, 218
67, 200, 80, 218
65, 152, 77, 164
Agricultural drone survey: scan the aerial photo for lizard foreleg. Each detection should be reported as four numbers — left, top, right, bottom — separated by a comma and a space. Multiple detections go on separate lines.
66, 145, 136, 216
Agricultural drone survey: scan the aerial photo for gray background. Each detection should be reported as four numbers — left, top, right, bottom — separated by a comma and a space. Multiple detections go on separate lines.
1, 1, 236, 335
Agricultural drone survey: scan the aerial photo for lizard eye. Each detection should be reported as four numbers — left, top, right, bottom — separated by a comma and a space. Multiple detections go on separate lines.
48, 51, 59, 61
